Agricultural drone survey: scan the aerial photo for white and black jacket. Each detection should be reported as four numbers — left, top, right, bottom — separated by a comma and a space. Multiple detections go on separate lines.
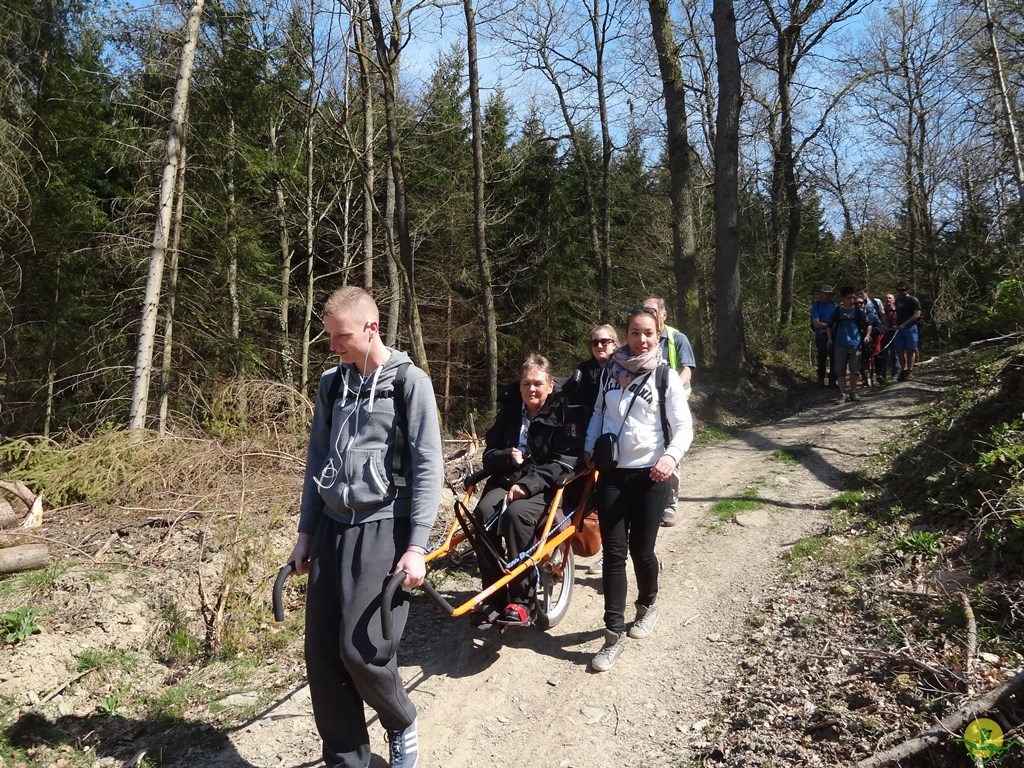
584, 364, 694, 470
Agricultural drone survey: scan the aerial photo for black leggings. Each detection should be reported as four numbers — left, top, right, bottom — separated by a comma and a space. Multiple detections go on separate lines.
596, 467, 670, 634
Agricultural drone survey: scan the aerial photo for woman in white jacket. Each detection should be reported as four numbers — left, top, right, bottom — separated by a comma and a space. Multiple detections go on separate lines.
583, 305, 693, 672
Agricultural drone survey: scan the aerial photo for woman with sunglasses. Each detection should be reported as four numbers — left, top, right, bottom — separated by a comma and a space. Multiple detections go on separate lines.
572, 324, 619, 414
582, 306, 693, 671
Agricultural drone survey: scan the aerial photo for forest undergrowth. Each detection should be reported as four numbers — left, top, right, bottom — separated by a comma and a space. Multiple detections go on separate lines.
699, 341, 1024, 767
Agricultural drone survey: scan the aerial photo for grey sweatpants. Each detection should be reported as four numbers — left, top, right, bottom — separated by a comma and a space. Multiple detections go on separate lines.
305, 514, 416, 768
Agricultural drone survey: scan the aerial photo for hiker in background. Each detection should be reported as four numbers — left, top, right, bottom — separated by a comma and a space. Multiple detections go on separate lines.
582, 305, 694, 672
641, 296, 695, 528
877, 292, 902, 384
571, 324, 620, 575
290, 286, 443, 768
828, 286, 871, 403
572, 323, 619, 419
810, 285, 837, 388
471, 354, 581, 625
858, 288, 885, 387
893, 281, 923, 381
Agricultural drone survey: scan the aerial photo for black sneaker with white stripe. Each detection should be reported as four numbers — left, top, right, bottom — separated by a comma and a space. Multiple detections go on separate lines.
387, 718, 419, 768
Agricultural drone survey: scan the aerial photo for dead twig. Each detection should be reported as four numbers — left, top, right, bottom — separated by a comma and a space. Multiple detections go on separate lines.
41, 669, 94, 703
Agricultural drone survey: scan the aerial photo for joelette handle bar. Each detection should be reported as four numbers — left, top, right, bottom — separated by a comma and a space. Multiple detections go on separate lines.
272, 561, 453, 636
272, 561, 296, 622
381, 570, 453, 640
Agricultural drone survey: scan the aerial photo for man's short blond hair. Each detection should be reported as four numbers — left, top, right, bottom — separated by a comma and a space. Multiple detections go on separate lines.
323, 286, 379, 322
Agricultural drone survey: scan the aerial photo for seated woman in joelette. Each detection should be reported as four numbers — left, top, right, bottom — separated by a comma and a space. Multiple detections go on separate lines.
473, 354, 580, 624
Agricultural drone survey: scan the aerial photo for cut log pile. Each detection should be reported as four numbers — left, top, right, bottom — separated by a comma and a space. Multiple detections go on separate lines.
0, 480, 48, 575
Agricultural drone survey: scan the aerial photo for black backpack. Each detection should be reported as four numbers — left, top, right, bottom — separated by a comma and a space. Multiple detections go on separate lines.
325, 361, 412, 487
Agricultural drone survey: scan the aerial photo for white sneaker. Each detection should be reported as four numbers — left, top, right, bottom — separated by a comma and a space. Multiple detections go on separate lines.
628, 601, 659, 639
591, 630, 625, 672
588, 556, 603, 575
661, 508, 677, 527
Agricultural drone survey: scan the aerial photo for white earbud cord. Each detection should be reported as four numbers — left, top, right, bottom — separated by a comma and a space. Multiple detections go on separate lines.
314, 341, 378, 491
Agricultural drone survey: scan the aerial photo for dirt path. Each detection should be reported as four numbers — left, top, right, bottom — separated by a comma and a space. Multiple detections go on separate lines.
212, 373, 941, 768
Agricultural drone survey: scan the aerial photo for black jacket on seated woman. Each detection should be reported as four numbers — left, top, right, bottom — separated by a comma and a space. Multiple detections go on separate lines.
473, 355, 584, 624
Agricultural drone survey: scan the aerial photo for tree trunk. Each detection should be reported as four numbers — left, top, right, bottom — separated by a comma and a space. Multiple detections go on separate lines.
300, 89, 317, 393
464, 0, 497, 413
158, 141, 188, 436
270, 120, 293, 385
367, 0, 429, 374
356, 0, 375, 290
589, 0, 613, 317
983, 0, 1024, 209
775, 29, 800, 331
713, 0, 745, 382
227, 115, 245, 422
129, 0, 205, 432
43, 254, 60, 439
647, 0, 701, 357
383, 155, 401, 345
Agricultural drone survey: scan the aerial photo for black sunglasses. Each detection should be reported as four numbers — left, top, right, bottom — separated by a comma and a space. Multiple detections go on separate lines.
590, 338, 614, 347
628, 306, 658, 317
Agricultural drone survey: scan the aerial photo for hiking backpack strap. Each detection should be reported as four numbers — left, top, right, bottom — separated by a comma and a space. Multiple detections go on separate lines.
381, 362, 412, 487
656, 364, 672, 449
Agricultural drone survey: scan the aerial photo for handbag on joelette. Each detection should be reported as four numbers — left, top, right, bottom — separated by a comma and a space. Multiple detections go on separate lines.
593, 432, 619, 473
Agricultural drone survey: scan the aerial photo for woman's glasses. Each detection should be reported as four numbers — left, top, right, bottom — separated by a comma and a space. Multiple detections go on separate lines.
590, 338, 614, 347
628, 306, 658, 317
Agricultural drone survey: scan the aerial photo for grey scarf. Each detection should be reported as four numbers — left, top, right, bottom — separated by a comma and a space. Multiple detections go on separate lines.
607, 345, 662, 388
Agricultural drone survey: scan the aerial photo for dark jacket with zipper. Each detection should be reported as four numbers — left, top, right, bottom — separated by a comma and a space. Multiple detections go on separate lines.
482, 382, 586, 500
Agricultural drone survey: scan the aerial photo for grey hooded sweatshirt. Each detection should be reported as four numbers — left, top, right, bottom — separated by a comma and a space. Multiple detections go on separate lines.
298, 349, 443, 550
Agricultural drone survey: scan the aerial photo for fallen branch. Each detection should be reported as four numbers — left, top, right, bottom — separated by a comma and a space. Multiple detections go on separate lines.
0, 480, 36, 508
0, 480, 43, 528
0, 543, 49, 575
856, 668, 1024, 768
968, 331, 1024, 348
958, 591, 977, 697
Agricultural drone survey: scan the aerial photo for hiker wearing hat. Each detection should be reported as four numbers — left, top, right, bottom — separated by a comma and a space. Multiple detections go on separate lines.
810, 285, 837, 387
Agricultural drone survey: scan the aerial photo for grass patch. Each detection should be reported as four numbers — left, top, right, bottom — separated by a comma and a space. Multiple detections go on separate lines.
828, 489, 869, 512
0, 566, 68, 605
709, 486, 761, 521
76, 648, 137, 674
769, 446, 807, 465
158, 602, 203, 665
693, 425, 739, 445
891, 530, 943, 555
787, 534, 871, 575
148, 681, 201, 721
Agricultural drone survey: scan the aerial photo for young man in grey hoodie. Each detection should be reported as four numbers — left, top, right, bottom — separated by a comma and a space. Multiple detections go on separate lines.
288, 286, 443, 768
